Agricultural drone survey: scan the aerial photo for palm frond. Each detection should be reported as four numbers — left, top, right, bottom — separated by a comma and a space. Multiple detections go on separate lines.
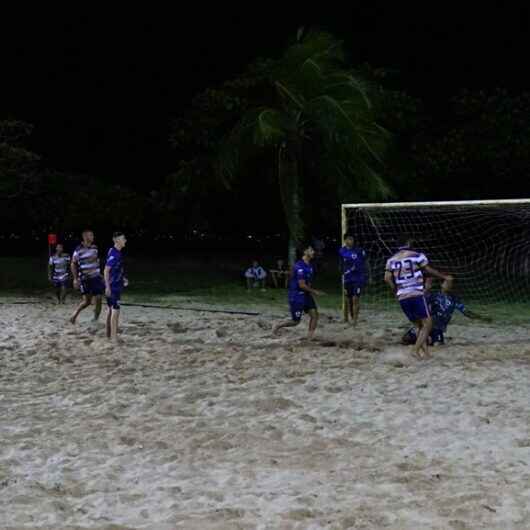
217, 108, 291, 185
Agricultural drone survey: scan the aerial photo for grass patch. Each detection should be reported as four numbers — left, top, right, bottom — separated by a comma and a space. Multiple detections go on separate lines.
1, 256, 528, 325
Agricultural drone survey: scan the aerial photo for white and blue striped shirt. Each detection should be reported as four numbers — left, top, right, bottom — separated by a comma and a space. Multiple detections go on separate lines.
386, 249, 429, 299
72, 244, 101, 280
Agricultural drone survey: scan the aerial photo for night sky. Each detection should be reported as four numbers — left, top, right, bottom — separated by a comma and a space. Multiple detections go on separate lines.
2, 6, 528, 190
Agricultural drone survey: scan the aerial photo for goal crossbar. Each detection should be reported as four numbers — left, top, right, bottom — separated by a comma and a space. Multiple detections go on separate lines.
342, 199, 530, 209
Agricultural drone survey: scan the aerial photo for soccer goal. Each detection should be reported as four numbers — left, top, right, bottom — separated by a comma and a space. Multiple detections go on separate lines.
341, 199, 530, 325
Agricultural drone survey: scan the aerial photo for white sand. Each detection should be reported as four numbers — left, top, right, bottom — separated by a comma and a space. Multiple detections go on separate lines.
1, 298, 530, 530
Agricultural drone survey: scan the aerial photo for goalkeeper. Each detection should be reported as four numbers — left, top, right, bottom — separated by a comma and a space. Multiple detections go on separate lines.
402, 277, 491, 345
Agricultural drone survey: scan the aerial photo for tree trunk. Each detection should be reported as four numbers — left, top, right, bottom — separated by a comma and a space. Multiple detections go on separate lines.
278, 140, 303, 266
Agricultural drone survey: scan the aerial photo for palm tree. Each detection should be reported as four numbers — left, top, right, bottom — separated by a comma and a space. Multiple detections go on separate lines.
218, 29, 391, 264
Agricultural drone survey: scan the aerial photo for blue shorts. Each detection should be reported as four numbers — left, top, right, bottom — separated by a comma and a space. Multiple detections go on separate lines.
344, 281, 364, 298
53, 279, 68, 288
399, 295, 430, 323
289, 295, 317, 322
106, 290, 122, 310
80, 276, 105, 296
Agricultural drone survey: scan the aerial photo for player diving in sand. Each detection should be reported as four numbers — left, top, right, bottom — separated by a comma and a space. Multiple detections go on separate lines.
401, 276, 491, 346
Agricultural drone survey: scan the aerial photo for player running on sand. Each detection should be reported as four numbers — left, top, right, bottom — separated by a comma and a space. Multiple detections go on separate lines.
273, 244, 325, 340
384, 237, 452, 359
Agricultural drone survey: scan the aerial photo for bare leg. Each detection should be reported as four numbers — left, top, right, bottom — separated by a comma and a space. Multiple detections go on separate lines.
273, 319, 300, 335
55, 286, 62, 304
351, 296, 361, 327
70, 295, 92, 324
414, 317, 432, 359
60, 285, 67, 304
93, 295, 102, 321
106, 307, 112, 338
271, 272, 279, 288
307, 308, 319, 340
110, 308, 120, 341
246, 278, 252, 290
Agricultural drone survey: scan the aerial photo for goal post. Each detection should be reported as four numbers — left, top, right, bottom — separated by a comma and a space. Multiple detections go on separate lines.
341, 198, 530, 325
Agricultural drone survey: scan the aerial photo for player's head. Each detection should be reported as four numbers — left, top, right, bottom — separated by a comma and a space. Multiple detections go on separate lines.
344, 233, 354, 248
55, 243, 64, 254
113, 231, 127, 249
399, 236, 415, 249
441, 277, 454, 293
82, 229, 94, 245
298, 243, 315, 260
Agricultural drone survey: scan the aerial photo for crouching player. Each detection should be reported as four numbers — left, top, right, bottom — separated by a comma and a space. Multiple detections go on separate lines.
402, 277, 491, 346
104, 232, 128, 341
273, 244, 324, 340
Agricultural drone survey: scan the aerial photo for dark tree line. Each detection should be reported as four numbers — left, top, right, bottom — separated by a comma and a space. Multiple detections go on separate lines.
2, 31, 529, 254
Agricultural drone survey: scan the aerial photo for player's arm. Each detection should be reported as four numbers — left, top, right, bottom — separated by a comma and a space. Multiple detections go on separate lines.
423, 265, 452, 282
463, 309, 492, 322
104, 265, 112, 297
298, 279, 324, 296
71, 253, 80, 288
384, 270, 396, 294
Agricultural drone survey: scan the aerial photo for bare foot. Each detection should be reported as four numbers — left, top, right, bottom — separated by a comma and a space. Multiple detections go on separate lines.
69, 316, 76, 325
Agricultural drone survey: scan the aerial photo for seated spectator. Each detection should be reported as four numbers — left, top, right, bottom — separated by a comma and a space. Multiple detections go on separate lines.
270, 258, 289, 288
244, 260, 267, 291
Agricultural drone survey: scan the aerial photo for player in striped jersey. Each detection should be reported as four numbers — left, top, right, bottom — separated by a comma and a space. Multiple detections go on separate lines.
69, 229, 105, 324
384, 237, 452, 359
48, 243, 70, 304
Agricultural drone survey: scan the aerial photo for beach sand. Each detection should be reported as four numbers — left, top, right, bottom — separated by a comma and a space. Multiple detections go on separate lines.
1, 298, 530, 529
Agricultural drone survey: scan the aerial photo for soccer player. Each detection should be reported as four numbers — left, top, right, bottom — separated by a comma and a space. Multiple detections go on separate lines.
401, 277, 491, 346
48, 243, 70, 304
69, 229, 105, 324
384, 238, 452, 359
339, 234, 368, 326
104, 232, 128, 341
273, 244, 324, 340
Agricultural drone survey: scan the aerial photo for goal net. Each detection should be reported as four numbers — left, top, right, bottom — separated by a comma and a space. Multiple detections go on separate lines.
341, 199, 530, 326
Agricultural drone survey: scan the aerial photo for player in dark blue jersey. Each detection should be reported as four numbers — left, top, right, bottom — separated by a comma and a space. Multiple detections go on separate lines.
402, 278, 490, 345
339, 234, 368, 326
273, 244, 325, 340
104, 232, 128, 341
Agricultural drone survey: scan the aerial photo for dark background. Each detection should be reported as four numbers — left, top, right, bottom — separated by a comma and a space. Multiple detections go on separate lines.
1, 6, 529, 256
2, 6, 528, 189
